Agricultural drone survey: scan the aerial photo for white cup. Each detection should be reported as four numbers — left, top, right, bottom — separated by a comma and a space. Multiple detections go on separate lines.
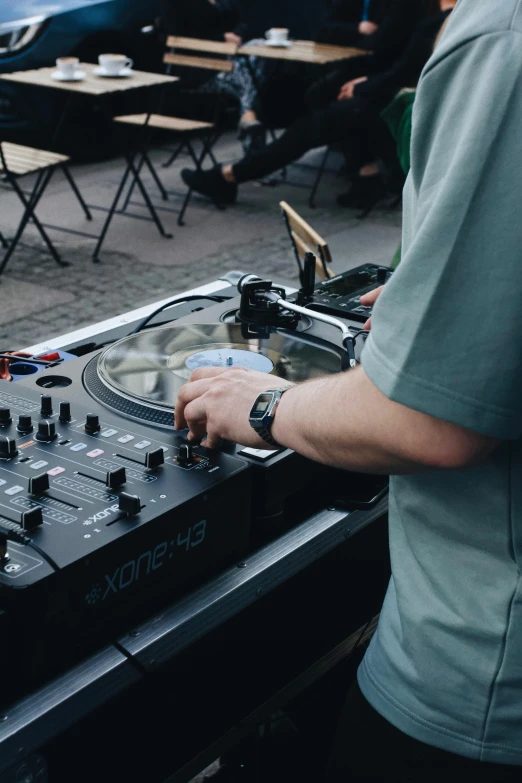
56, 57, 80, 79
265, 28, 289, 44
98, 53, 133, 76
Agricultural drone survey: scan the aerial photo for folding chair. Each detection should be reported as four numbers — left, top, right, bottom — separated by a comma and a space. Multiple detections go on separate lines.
280, 200, 336, 283
114, 36, 238, 227
0, 142, 92, 277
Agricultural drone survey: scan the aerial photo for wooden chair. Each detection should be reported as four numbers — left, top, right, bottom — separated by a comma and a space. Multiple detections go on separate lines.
114, 36, 238, 227
0, 142, 92, 277
280, 201, 336, 283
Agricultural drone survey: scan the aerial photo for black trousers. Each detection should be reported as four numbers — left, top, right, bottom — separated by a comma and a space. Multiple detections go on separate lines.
323, 681, 522, 781
232, 96, 394, 184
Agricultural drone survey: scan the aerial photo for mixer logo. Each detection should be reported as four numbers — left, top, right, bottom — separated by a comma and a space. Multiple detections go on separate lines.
84, 504, 119, 526
85, 583, 103, 605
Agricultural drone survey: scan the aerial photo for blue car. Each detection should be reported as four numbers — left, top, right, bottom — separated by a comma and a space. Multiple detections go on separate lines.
0, 0, 165, 152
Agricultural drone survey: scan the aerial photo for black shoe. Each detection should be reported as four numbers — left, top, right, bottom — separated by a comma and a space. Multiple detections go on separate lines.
336, 174, 386, 211
237, 121, 266, 157
181, 166, 238, 206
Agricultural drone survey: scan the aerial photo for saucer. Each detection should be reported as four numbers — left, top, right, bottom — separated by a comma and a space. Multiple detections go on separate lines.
93, 66, 133, 78
51, 70, 86, 82
265, 39, 292, 48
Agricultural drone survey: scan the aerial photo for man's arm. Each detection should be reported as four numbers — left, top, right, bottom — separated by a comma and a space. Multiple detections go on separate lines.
174, 366, 500, 475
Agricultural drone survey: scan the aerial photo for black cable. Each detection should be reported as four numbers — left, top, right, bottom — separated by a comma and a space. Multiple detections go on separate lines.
0, 525, 59, 572
130, 294, 230, 336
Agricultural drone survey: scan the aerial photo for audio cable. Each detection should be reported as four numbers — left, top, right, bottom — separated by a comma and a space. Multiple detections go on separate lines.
0, 524, 59, 573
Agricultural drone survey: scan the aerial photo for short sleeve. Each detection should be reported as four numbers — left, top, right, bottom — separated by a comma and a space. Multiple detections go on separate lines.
362, 31, 522, 439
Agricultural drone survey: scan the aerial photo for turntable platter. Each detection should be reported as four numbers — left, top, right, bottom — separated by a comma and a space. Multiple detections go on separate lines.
84, 323, 343, 429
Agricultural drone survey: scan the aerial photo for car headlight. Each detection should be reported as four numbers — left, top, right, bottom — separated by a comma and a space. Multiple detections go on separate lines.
0, 15, 47, 57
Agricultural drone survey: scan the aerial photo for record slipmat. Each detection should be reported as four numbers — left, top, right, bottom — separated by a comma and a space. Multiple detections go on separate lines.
83, 323, 344, 429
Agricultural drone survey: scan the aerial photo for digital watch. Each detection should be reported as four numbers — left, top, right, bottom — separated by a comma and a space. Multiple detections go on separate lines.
249, 386, 294, 448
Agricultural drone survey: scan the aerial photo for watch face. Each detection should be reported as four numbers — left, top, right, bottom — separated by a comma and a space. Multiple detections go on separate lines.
250, 393, 273, 419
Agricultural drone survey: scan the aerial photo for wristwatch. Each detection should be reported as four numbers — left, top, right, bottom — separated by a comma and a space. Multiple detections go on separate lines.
249, 386, 294, 448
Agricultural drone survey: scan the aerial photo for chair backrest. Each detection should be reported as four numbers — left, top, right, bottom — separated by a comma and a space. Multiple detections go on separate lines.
280, 201, 335, 282
164, 36, 237, 73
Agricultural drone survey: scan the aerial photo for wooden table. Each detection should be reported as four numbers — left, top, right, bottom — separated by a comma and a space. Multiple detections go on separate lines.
0, 63, 179, 262
238, 39, 369, 65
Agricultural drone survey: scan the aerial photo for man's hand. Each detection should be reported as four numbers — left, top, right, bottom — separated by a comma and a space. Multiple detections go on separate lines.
0, 352, 32, 382
224, 32, 242, 45
359, 285, 385, 329
338, 76, 368, 101
358, 20, 379, 35
175, 367, 288, 449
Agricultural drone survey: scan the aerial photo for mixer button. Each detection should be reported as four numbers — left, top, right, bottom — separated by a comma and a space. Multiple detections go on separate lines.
118, 435, 134, 444
119, 493, 142, 516
40, 395, 53, 417
145, 448, 164, 470
134, 440, 151, 450
5, 485, 23, 496
0, 436, 18, 459
17, 415, 33, 434
29, 473, 50, 496
48, 466, 65, 477
85, 414, 100, 434
36, 421, 57, 443
21, 507, 43, 531
100, 429, 118, 438
30, 461, 49, 470
59, 401, 71, 423
0, 407, 12, 426
106, 467, 127, 489
87, 449, 104, 459
70, 443, 87, 452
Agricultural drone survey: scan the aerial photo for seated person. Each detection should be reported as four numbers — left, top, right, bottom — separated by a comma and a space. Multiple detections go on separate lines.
317, 0, 388, 49
163, 0, 267, 155
181, 0, 456, 210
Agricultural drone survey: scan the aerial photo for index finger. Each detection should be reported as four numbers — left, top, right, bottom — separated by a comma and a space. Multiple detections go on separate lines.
360, 285, 385, 306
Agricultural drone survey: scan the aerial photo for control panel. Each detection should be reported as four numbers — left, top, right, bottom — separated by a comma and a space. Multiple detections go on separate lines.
0, 385, 250, 699
307, 264, 393, 322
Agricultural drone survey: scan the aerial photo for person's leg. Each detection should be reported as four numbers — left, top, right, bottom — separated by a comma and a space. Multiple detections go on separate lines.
324, 680, 522, 781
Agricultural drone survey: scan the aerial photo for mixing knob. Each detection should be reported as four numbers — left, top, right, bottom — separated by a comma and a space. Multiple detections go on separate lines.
40, 395, 53, 417
145, 448, 164, 470
106, 467, 127, 490
59, 401, 71, 423
178, 443, 194, 467
0, 408, 11, 426
36, 421, 57, 443
85, 414, 100, 434
29, 472, 50, 496
21, 507, 43, 531
17, 415, 33, 434
0, 436, 17, 459
119, 493, 142, 516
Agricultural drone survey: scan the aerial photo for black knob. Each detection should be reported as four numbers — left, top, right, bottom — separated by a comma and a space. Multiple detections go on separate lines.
119, 493, 142, 516
59, 401, 71, 423
377, 267, 389, 285
0, 408, 11, 426
145, 448, 164, 470
178, 443, 193, 467
85, 414, 100, 434
106, 467, 127, 490
40, 395, 53, 417
0, 436, 17, 459
36, 421, 57, 443
21, 507, 43, 531
29, 472, 50, 496
17, 415, 33, 434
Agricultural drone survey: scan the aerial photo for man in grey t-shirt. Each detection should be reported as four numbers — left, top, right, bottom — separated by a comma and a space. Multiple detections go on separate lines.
176, 0, 522, 776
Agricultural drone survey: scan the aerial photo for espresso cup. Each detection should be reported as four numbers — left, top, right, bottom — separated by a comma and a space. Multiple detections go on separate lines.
98, 53, 133, 75
56, 57, 80, 79
265, 28, 289, 43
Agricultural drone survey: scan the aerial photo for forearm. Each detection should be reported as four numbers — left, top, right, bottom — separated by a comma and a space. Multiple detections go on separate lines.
270, 367, 493, 474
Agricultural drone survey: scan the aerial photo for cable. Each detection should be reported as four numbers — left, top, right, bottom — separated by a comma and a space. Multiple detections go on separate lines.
0, 525, 60, 572
130, 295, 230, 336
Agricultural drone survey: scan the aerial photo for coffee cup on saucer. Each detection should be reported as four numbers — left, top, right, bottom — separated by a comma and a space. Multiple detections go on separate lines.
265, 28, 290, 45
98, 53, 133, 76
55, 57, 80, 80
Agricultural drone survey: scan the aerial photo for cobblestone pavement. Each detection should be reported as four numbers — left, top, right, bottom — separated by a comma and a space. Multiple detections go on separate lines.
0, 134, 401, 349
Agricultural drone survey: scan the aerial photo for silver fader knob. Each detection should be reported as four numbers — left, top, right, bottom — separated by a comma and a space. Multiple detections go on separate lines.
36, 420, 57, 443
0, 436, 17, 459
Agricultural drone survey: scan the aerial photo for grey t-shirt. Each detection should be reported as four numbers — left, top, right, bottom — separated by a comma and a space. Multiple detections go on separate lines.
359, 0, 522, 765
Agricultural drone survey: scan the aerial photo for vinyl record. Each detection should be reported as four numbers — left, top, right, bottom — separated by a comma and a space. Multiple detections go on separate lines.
95, 323, 343, 414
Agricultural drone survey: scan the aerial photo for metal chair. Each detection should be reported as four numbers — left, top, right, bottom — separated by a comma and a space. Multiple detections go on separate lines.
114, 36, 238, 227
0, 142, 91, 277
280, 200, 336, 283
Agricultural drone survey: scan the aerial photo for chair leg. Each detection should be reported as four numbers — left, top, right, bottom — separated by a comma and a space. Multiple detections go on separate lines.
142, 153, 169, 201
92, 160, 134, 263
61, 164, 92, 220
0, 231, 8, 250
125, 154, 173, 240
309, 146, 331, 209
